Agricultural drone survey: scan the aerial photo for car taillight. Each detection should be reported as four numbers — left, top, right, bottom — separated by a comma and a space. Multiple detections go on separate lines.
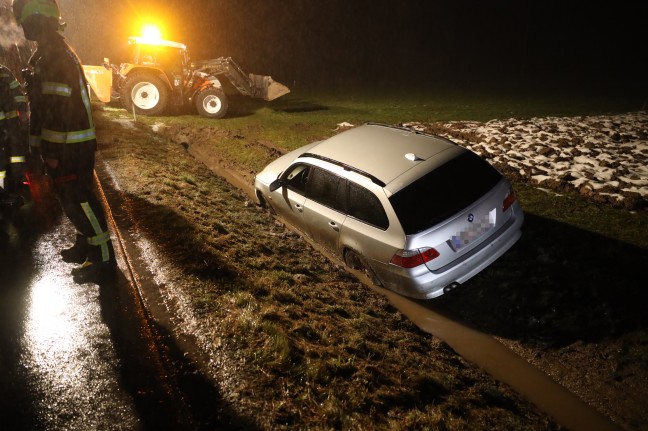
503, 189, 517, 212
390, 247, 440, 268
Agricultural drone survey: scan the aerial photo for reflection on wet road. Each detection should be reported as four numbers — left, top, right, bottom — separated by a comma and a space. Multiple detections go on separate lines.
0, 169, 235, 430
24, 224, 140, 429
1, 215, 140, 430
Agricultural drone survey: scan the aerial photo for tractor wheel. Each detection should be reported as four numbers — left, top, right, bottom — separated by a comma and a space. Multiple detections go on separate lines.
120, 72, 169, 116
194, 87, 228, 119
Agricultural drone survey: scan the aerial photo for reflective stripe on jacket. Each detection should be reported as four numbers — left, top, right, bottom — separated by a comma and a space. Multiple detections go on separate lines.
0, 65, 25, 174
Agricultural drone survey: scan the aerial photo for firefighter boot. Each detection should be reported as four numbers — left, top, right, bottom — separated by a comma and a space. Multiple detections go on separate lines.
61, 233, 88, 264
71, 240, 117, 284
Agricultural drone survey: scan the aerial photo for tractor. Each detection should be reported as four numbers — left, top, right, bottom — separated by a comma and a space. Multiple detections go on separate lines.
83, 36, 290, 119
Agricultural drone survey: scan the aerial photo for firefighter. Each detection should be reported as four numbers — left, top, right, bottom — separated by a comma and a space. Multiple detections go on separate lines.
12, 0, 116, 283
0, 63, 27, 208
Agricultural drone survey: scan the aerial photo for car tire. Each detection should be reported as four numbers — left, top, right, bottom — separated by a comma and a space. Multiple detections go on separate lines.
255, 189, 266, 208
344, 249, 381, 286
120, 72, 170, 116
255, 189, 277, 214
195, 87, 228, 119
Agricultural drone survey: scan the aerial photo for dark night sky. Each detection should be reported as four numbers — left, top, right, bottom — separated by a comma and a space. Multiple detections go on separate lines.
42, 1, 648, 91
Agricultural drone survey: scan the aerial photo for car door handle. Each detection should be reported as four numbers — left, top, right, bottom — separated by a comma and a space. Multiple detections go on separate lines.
328, 221, 339, 232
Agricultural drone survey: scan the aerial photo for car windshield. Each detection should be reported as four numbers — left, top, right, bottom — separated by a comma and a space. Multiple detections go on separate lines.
390, 151, 502, 235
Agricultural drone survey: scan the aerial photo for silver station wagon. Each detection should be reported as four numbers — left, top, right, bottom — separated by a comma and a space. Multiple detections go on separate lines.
254, 123, 524, 299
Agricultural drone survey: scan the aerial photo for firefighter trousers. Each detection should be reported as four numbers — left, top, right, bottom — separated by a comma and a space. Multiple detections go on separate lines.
48, 147, 113, 264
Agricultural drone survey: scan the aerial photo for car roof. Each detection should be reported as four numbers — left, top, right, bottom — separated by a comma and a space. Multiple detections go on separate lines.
304, 124, 464, 189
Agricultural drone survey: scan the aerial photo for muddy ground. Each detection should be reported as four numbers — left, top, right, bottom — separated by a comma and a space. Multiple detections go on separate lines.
109, 109, 648, 430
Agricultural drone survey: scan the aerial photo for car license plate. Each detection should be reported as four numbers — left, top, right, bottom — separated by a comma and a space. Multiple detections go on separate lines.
447, 208, 496, 252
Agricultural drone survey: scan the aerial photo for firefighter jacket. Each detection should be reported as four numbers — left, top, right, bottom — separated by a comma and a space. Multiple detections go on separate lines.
0, 64, 27, 190
27, 33, 96, 169
27, 33, 112, 265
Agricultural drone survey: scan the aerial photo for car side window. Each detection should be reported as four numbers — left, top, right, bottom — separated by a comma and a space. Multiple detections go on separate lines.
307, 167, 346, 212
348, 182, 389, 229
283, 164, 310, 194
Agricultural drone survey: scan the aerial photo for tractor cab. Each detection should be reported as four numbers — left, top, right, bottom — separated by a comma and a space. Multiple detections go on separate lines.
122, 37, 191, 91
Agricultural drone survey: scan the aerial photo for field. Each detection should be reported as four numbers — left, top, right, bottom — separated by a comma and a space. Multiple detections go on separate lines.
94, 86, 647, 430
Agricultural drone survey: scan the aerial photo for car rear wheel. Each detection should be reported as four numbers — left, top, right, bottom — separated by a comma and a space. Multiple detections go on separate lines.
344, 249, 381, 286
195, 87, 228, 119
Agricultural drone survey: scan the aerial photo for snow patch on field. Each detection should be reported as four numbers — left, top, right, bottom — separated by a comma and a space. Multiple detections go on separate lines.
402, 111, 648, 209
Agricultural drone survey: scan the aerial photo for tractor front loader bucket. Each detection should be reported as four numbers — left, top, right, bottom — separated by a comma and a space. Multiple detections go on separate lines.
197, 57, 290, 101
249, 74, 291, 101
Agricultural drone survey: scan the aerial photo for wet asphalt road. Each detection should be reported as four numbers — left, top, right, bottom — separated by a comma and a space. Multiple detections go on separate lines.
0, 177, 232, 431
0, 211, 141, 430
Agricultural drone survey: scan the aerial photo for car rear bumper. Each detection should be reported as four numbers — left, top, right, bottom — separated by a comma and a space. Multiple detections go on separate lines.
380, 207, 524, 300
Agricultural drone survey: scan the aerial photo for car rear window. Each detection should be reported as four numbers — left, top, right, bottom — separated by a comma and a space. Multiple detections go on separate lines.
389, 151, 502, 235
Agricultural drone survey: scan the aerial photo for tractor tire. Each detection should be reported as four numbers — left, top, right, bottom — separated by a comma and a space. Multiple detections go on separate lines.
194, 87, 228, 119
120, 72, 169, 116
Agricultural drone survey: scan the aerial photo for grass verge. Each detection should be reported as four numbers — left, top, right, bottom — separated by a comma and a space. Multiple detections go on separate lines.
95, 86, 646, 430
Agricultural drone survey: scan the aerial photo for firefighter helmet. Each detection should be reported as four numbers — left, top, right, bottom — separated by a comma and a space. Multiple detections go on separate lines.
12, 0, 60, 25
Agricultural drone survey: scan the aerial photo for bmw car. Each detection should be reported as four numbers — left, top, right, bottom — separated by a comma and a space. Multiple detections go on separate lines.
254, 123, 524, 299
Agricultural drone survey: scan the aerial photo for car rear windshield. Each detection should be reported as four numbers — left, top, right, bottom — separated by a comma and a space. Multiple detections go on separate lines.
390, 151, 502, 235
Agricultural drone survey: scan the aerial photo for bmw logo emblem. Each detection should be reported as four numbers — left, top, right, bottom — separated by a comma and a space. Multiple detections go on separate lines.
467, 213, 475, 223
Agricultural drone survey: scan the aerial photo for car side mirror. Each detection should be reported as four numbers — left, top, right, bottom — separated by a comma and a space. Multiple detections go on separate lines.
269, 179, 284, 192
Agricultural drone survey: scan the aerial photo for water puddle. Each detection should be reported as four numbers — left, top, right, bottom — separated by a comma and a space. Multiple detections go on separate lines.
380, 288, 622, 431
